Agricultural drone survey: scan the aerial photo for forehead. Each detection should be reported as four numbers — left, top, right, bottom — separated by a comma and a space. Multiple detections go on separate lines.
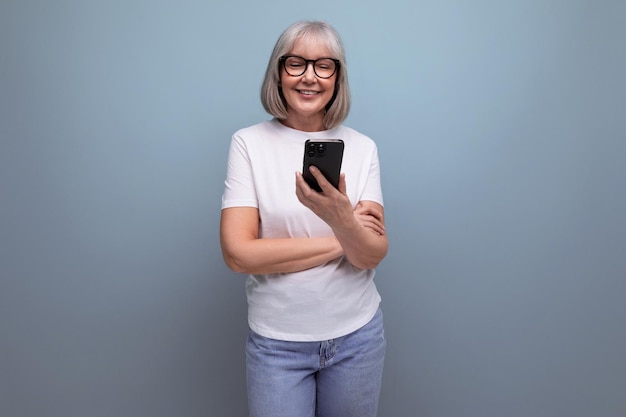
289, 36, 333, 58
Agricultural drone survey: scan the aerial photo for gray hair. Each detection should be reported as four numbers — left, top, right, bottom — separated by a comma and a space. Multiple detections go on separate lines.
260, 21, 351, 130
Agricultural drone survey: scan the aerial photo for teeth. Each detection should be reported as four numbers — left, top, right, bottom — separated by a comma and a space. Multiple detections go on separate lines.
299, 90, 318, 95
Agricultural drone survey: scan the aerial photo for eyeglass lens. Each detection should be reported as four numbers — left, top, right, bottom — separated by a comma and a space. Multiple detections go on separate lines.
283, 56, 337, 78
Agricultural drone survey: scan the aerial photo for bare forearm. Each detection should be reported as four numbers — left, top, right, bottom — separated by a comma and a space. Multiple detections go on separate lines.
222, 236, 344, 275
294, 171, 388, 270
333, 219, 388, 270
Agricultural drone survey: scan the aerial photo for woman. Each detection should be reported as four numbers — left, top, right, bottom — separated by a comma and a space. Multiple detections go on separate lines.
220, 20, 388, 417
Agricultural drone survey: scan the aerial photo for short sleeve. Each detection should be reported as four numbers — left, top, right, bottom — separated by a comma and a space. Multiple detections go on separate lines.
221, 134, 259, 209
359, 144, 384, 206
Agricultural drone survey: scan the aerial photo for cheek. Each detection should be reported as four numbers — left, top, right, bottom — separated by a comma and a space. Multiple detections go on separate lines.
326, 78, 338, 92
324, 81, 337, 98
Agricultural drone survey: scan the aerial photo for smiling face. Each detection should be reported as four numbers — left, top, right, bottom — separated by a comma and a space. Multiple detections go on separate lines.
280, 37, 337, 132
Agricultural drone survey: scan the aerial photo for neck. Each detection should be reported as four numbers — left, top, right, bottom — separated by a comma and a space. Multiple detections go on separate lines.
281, 114, 326, 132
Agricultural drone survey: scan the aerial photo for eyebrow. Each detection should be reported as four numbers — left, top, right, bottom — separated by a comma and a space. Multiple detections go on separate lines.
283, 55, 337, 60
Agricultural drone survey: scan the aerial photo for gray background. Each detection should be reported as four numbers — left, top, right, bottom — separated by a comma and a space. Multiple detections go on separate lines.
1, 0, 624, 416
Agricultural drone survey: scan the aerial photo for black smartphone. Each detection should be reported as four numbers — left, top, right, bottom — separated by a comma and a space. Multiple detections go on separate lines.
302, 139, 344, 192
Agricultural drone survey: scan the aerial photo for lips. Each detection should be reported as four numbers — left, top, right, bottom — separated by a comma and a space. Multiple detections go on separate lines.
297, 89, 320, 96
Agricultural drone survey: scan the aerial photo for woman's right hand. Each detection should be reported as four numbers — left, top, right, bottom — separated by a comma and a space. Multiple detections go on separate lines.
295, 167, 388, 270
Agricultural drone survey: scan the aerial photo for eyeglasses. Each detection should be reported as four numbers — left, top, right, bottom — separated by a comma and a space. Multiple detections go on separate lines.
279, 55, 340, 79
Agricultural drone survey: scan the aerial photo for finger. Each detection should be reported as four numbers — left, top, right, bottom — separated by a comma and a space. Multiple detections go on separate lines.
338, 173, 347, 194
296, 171, 325, 211
353, 204, 368, 215
355, 211, 385, 232
362, 216, 385, 235
357, 216, 385, 235
295, 171, 308, 190
364, 224, 384, 235
354, 205, 381, 220
295, 172, 311, 203
308, 165, 335, 193
354, 206, 383, 222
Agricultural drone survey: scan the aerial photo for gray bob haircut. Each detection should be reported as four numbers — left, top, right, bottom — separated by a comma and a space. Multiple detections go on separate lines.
260, 21, 351, 130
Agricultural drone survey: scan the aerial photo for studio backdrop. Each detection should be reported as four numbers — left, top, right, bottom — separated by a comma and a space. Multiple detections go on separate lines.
1, 1, 624, 416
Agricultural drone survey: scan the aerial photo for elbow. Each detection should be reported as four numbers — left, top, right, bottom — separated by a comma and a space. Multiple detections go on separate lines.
220, 235, 256, 274
349, 250, 388, 270
221, 251, 249, 274
352, 259, 382, 270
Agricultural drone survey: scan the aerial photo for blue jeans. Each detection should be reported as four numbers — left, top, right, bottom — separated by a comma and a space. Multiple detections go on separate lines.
246, 308, 386, 417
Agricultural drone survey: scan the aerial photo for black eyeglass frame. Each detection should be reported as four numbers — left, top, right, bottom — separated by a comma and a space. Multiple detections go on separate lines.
279, 55, 341, 79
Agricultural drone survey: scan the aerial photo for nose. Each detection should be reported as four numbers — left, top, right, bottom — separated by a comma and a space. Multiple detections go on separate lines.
302, 62, 317, 81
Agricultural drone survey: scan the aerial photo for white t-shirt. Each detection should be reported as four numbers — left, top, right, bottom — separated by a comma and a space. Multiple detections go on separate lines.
221, 119, 383, 341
